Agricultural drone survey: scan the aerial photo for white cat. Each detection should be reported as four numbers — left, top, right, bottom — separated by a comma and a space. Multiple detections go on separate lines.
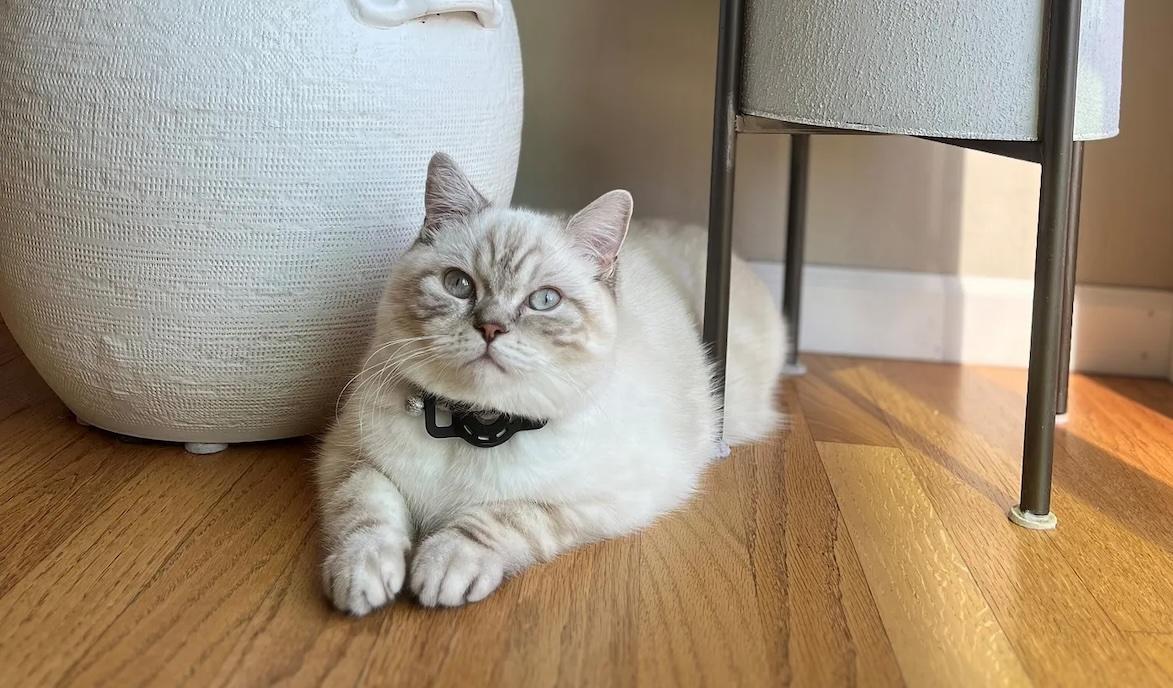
316, 153, 786, 614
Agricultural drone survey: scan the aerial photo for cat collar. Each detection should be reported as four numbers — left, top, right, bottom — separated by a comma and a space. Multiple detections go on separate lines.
405, 391, 546, 448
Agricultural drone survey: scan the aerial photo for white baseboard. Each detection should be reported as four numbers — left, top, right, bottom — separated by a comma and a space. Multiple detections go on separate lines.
750, 262, 1173, 380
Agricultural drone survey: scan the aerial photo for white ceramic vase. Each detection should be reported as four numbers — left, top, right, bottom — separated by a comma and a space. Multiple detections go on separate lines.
0, 0, 523, 445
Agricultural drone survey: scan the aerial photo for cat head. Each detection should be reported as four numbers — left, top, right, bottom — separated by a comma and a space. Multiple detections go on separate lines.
372, 152, 632, 419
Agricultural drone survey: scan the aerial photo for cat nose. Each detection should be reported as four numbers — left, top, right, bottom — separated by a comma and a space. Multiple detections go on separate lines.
477, 322, 507, 343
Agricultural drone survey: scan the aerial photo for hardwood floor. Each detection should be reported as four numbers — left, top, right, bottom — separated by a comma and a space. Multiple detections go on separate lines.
1, 323, 1171, 687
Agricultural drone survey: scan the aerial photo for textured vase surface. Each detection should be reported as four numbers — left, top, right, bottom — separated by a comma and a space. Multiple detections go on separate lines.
0, 0, 523, 442
743, 0, 1123, 140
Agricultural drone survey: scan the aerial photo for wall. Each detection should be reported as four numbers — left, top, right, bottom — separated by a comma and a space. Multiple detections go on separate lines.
512, 0, 1172, 290
1077, 0, 1173, 290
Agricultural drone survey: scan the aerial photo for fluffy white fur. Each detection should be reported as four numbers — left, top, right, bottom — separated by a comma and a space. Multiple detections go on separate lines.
316, 153, 786, 614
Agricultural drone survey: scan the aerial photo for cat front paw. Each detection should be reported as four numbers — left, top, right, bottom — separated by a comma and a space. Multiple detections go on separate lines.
410, 529, 506, 607
322, 529, 410, 616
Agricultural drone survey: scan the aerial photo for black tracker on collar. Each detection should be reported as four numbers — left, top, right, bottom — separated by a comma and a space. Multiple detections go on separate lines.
422, 394, 547, 448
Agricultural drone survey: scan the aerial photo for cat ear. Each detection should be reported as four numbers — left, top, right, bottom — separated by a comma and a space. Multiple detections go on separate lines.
565, 190, 633, 279
421, 152, 488, 243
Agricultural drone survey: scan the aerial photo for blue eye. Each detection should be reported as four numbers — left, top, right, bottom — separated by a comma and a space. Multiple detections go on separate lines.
528, 287, 562, 311
442, 269, 474, 299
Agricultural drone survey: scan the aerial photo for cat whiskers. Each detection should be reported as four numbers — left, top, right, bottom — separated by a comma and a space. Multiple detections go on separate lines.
354, 342, 450, 443
335, 335, 445, 417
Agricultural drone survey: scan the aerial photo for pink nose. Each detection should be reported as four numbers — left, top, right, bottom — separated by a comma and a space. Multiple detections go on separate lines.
478, 322, 507, 342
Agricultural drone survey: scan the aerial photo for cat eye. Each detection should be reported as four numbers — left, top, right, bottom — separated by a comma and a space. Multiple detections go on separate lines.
442, 269, 474, 299
528, 287, 562, 311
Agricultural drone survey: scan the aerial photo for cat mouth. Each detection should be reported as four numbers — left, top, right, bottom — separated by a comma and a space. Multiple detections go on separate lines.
470, 350, 508, 373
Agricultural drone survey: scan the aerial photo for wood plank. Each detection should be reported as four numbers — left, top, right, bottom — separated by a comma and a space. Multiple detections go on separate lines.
355, 564, 522, 687
817, 441, 1032, 687
1051, 377, 1173, 634
553, 539, 641, 687
859, 361, 1162, 685
0, 353, 90, 507
1058, 374, 1172, 487
637, 447, 772, 687
0, 430, 150, 595
797, 356, 900, 447
965, 367, 1173, 634
833, 514, 907, 688
58, 444, 321, 687
213, 527, 385, 688
491, 538, 640, 688
1092, 375, 1173, 419
399, 583, 524, 687
0, 401, 90, 508
736, 382, 903, 686
1133, 633, 1173, 683
982, 368, 1173, 485
0, 446, 254, 687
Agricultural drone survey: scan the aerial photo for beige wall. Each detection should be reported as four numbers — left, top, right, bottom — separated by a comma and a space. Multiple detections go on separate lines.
1077, 0, 1173, 289
513, 0, 1172, 289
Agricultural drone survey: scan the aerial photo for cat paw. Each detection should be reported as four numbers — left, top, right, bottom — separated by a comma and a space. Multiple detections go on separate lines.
410, 529, 506, 607
322, 529, 410, 616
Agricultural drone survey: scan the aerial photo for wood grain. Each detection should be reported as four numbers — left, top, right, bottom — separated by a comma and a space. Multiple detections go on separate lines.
818, 441, 1031, 687
1092, 375, 1173, 419
0, 432, 149, 595
214, 527, 384, 688
2, 319, 1172, 687
736, 381, 903, 687
0, 356, 89, 510
360, 573, 523, 687
833, 514, 907, 688
1134, 633, 1173, 683
0, 446, 253, 687
797, 356, 899, 447
637, 447, 771, 687
961, 367, 1173, 634
491, 537, 641, 688
860, 360, 1165, 685
59, 445, 317, 687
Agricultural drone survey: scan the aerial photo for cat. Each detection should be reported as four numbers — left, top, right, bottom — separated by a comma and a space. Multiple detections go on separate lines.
316, 152, 786, 614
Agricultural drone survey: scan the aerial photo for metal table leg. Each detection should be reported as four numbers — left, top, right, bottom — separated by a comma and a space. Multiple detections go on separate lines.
1011, 0, 1082, 530
703, 0, 743, 456
782, 134, 810, 376
1056, 142, 1085, 420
